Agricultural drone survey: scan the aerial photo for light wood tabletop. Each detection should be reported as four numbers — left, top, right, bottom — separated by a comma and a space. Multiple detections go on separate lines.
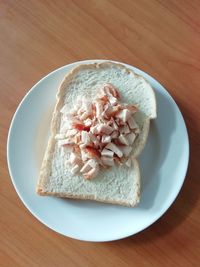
1, 0, 200, 266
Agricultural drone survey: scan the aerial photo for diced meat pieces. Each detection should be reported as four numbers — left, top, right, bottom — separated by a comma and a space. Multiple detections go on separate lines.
80, 159, 99, 179
90, 125, 99, 134
112, 120, 119, 130
103, 84, 120, 99
94, 100, 104, 118
119, 124, 130, 134
101, 148, 114, 157
96, 135, 101, 141
81, 149, 88, 162
115, 118, 124, 126
69, 153, 76, 164
134, 127, 140, 134
78, 99, 92, 115
85, 147, 101, 159
105, 105, 121, 118
81, 131, 91, 145
55, 134, 66, 140
73, 123, 90, 132
66, 129, 78, 137
101, 135, 111, 144
71, 164, 81, 174
105, 143, 123, 158
127, 116, 138, 129
84, 118, 92, 127
111, 130, 119, 139
80, 158, 98, 173
60, 121, 73, 133
79, 143, 86, 149
101, 156, 114, 166
89, 133, 100, 148
98, 94, 109, 103
126, 132, 136, 145
58, 139, 75, 146
118, 134, 129, 145
57, 83, 140, 179
124, 104, 137, 113
74, 133, 81, 144
88, 159, 98, 168
69, 153, 81, 165
97, 124, 113, 135
80, 111, 90, 121
108, 95, 118, 105
83, 166, 99, 180
119, 146, 132, 157
80, 159, 94, 173
116, 109, 132, 122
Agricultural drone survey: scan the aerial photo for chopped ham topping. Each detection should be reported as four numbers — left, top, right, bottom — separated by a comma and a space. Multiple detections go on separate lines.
83, 166, 99, 180
55, 134, 66, 140
105, 105, 121, 118
73, 123, 90, 132
116, 109, 132, 123
118, 134, 129, 145
84, 118, 92, 127
101, 148, 114, 157
124, 104, 138, 113
66, 129, 78, 137
94, 100, 104, 118
127, 116, 138, 130
58, 139, 75, 146
108, 95, 118, 105
80, 159, 98, 173
69, 153, 81, 165
119, 124, 130, 134
71, 164, 81, 174
126, 132, 136, 145
60, 122, 72, 133
111, 130, 119, 139
119, 145, 132, 157
101, 135, 111, 144
101, 156, 114, 166
105, 143, 123, 158
81, 131, 91, 145
102, 83, 120, 99
111, 118, 119, 130
56, 83, 140, 179
97, 124, 113, 135
80, 161, 92, 173
79, 111, 90, 121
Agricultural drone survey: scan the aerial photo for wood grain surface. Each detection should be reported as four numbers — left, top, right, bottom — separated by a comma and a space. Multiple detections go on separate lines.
1, 0, 200, 266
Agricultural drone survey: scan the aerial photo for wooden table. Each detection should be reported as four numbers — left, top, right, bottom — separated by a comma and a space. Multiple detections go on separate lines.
1, 1, 200, 266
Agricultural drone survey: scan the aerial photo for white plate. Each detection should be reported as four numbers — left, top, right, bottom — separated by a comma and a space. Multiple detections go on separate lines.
7, 60, 189, 242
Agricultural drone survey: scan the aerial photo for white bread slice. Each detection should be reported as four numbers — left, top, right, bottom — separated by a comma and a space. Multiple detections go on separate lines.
37, 62, 156, 207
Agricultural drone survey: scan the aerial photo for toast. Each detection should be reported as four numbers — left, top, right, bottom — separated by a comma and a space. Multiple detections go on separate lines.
36, 62, 156, 207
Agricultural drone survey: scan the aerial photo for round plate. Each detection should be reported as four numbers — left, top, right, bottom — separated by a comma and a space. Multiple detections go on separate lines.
7, 60, 189, 242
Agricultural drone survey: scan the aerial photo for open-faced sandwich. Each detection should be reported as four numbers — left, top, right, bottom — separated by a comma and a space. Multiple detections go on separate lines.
36, 62, 156, 207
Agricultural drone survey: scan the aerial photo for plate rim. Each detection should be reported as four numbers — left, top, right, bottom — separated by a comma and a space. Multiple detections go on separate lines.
7, 59, 190, 242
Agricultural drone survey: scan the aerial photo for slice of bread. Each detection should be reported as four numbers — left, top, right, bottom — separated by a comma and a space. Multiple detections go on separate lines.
36, 62, 156, 207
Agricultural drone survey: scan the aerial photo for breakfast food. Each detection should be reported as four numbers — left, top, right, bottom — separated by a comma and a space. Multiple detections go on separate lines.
37, 62, 156, 207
